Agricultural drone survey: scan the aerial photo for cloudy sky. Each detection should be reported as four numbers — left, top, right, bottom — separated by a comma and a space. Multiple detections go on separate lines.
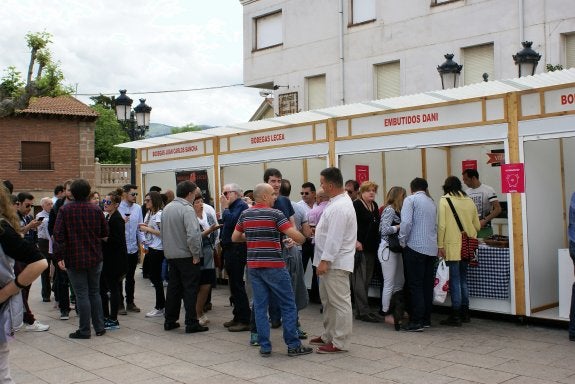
0, 0, 263, 127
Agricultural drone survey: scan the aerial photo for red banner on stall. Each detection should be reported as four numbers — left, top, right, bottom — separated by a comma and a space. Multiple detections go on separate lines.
462, 160, 477, 172
501, 163, 524, 193
355, 165, 369, 185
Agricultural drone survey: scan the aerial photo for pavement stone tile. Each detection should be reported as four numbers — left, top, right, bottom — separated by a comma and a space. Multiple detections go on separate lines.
375, 366, 457, 384
434, 363, 517, 384
8, 273, 575, 384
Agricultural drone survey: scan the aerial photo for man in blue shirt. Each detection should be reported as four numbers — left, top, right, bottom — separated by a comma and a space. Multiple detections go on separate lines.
220, 183, 251, 332
399, 177, 438, 332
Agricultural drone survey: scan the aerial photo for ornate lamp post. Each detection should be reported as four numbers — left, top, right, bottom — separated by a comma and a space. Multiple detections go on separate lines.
114, 89, 152, 185
513, 41, 541, 77
437, 54, 463, 90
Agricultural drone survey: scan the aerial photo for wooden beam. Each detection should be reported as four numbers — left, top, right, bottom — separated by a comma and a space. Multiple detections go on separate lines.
328, 119, 336, 167
507, 92, 526, 316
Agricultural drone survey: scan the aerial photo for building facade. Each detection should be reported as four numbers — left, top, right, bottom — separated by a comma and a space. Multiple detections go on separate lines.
0, 96, 99, 197
240, 0, 575, 115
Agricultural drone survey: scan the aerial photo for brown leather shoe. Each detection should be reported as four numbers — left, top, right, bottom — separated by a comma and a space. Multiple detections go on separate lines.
228, 323, 250, 332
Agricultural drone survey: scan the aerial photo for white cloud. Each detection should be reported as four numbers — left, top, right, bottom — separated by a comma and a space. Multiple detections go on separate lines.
0, 0, 263, 127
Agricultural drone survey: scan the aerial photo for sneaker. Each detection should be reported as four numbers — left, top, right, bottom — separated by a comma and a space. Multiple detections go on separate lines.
316, 343, 345, 354
309, 336, 326, 346
250, 332, 259, 346
288, 345, 313, 357
60, 310, 70, 320
69, 330, 90, 339
185, 323, 209, 333
223, 319, 239, 328
145, 308, 165, 318
401, 323, 424, 332
259, 349, 271, 357
118, 303, 127, 316
228, 323, 250, 332
296, 327, 308, 340
198, 314, 209, 326
25, 321, 49, 332
104, 319, 120, 330
126, 303, 141, 313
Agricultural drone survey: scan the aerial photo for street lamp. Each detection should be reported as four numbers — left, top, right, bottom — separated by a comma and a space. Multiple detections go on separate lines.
437, 54, 463, 90
114, 89, 152, 185
513, 41, 541, 77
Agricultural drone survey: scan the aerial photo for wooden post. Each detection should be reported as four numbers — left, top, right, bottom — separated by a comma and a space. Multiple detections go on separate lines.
213, 137, 221, 215
327, 118, 336, 167
507, 92, 526, 316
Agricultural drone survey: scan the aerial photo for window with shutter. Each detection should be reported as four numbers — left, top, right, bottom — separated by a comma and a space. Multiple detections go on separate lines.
306, 75, 326, 111
351, 0, 376, 25
463, 44, 494, 86
21, 142, 52, 170
374, 61, 400, 99
566, 33, 575, 69
254, 11, 282, 51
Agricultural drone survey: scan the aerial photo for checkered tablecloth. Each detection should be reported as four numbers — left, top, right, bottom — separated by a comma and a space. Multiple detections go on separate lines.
468, 244, 510, 300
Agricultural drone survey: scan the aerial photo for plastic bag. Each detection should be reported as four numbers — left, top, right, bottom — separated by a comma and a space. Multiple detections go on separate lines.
433, 259, 450, 304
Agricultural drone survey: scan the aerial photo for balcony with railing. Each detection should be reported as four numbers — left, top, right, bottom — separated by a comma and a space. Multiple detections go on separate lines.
94, 158, 130, 191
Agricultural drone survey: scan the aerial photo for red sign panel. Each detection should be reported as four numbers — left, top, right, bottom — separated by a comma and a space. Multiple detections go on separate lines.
355, 165, 369, 185
462, 160, 477, 172
501, 163, 525, 193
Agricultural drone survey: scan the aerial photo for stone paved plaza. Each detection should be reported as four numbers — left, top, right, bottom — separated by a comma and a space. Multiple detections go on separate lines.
9, 274, 575, 384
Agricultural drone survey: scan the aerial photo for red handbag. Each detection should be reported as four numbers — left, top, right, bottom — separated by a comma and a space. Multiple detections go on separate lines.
446, 198, 479, 267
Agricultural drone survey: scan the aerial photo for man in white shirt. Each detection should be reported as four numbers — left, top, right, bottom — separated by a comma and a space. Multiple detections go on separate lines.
311, 167, 357, 354
462, 169, 502, 238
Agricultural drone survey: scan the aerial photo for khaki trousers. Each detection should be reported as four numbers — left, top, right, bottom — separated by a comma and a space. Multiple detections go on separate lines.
319, 268, 353, 350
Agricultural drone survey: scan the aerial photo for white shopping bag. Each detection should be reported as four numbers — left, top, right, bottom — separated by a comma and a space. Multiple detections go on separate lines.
433, 259, 450, 304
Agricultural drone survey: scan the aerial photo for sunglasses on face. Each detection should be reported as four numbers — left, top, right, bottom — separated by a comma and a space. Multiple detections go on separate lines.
24, 203, 33, 208
223, 191, 235, 197
300, 191, 311, 196
129, 192, 138, 197
102, 200, 113, 205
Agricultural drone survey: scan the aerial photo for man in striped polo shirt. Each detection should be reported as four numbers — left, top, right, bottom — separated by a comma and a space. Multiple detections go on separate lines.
232, 183, 312, 358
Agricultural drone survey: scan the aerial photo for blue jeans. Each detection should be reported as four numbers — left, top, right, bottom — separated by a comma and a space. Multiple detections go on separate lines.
67, 262, 105, 336
403, 247, 436, 326
248, 267, 301, 353
446, 260, 469, 310
569, 241, 575, 338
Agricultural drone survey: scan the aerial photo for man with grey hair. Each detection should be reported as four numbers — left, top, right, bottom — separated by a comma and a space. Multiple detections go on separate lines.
220, 183, 251, 331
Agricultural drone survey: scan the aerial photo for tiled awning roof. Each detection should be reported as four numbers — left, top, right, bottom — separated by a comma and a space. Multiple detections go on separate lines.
19, 95, 98, 118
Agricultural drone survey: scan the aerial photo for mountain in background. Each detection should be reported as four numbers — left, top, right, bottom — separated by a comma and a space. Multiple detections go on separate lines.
147, 123, 215, 137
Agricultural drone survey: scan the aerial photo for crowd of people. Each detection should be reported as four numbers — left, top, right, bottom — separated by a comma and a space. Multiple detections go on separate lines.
0, 165, 508, 379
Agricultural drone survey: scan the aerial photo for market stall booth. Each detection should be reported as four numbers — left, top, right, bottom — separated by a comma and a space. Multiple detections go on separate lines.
118, 69, 575, 320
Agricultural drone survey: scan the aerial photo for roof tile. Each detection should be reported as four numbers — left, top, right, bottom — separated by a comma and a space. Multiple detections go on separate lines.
19, 95, 98, 117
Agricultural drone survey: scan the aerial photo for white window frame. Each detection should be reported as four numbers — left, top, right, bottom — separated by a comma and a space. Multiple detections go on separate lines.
374, 61, 401, 100
350, 0, 376, 26
254, 10, 283, 51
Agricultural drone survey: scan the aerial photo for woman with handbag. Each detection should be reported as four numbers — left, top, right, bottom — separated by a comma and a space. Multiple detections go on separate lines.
437, 176, 480, 326
0, 184, 48, 383
193, 194, 220, 326
378, 187, 406, 324
352, 181, 381, 323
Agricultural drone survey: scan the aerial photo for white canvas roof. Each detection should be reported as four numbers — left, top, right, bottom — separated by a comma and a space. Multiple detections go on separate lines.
117, 68, 575, 149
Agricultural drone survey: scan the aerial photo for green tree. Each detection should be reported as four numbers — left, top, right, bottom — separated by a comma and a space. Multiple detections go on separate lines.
25, 31, 52, 86
93, 105, 131, 164
90, 94, 114, 110
171, 123, 202, 134
35, 61, 73, 97
0, 66, 25, 99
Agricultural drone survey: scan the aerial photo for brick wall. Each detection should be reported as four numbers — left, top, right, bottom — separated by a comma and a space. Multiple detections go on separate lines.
0, 115, 96, 194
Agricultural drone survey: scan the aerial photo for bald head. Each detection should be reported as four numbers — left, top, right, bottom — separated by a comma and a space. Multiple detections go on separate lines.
253, 183, 275, 207
316, 188, 329, 203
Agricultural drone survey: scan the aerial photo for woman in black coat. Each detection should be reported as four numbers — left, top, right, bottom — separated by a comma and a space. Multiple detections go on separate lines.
100, 188, 127, 330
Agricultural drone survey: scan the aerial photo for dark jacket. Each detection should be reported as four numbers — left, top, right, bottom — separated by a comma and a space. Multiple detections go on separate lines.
102, 210, 128, 278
